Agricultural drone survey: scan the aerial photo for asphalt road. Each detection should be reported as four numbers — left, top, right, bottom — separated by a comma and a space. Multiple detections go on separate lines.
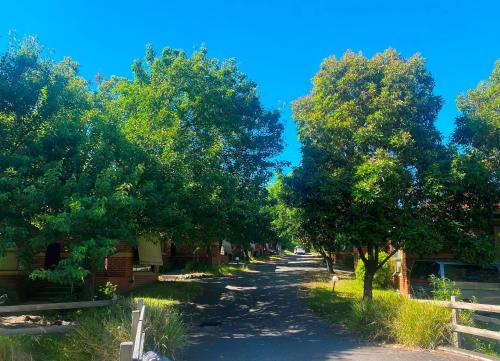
181, 254, 471, 361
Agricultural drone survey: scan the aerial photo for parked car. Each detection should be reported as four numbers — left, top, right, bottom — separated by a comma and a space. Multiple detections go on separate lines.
410, 259, 500, 304
294, 246, 306, 255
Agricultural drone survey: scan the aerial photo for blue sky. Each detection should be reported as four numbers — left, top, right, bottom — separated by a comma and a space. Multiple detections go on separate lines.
1, 0, 499, 168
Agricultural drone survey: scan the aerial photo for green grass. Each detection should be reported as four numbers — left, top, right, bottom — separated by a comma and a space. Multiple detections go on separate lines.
183, 261, 249, 276
130, 280, 202, 305
1, 281, 202, 361
305, 279, 453, 348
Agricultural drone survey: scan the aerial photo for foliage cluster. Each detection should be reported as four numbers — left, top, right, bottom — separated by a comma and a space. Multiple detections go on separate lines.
355, 252, 393, 289
273, 50, 499, 299
96, 281, 118, 300
429, 275, 461, 301
0, 36, 283, 296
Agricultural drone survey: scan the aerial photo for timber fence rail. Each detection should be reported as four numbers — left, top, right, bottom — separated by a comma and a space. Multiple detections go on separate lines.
0, 299, 114, 336
414, 296, 500, 348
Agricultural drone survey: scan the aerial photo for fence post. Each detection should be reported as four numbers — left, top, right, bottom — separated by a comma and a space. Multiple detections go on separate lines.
451, 295, 461, 348
131, 298, 144, 339
119, 341, 133, 361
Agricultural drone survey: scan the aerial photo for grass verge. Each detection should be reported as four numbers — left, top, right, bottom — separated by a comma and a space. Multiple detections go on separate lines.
305, 279, 453, 348
183, 261, 249, 276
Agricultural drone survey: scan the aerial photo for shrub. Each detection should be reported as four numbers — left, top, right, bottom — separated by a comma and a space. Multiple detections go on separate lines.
61, 305, 132, 361
160, 260, 174, 273
0, 299, 188, 361
355, 251, 393, 289
96, 282, 118, 300
429, 275, 461, 300
390, 299, 452, 348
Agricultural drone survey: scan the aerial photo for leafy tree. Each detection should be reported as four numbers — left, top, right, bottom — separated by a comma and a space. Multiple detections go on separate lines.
102, 45, 284, 253
0, 38, 143, 298
290, 49, 446, 299
448, 61, 499, 263
267, 177, 305, 250
0, 38, 283, 300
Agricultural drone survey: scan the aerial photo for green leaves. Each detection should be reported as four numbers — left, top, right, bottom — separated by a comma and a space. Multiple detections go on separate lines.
447, 61, 500, 265
287, 49, 449, 298
0, 38, 283, 288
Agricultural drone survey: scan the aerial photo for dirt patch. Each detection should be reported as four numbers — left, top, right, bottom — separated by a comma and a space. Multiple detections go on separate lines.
0, 315, 72, 329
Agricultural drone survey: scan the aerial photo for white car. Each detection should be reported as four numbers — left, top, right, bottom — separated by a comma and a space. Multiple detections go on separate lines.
294, 246, 306, 255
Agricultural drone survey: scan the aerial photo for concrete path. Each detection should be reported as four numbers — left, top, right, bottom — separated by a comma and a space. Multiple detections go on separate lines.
181, 254, 473, 361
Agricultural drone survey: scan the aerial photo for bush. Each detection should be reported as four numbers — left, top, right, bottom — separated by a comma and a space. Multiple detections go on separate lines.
160, 260, 174, 273
60, 305, 131, 361
355, 252, 393, 289
96, 282, 118, 300
429, 275, 461, 300
391, 299, 452, 348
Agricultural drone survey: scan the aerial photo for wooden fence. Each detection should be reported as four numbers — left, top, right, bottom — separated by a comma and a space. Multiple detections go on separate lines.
414, 296, 500, 348
120, 298, 147, 361
0, 299, 114, 336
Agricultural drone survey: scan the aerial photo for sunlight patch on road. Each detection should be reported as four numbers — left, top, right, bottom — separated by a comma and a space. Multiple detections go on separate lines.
275, 265, 321, 272
225, 285, 257, 291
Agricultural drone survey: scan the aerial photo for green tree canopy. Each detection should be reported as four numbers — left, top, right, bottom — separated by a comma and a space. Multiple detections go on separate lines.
289, 49, 447, 299
105, 45, 284, 248
447, 61, 500, 263
0, 38, 144, 295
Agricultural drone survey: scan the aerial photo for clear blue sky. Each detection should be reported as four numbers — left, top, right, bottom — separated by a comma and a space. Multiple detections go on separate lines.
2, 0, 499, 168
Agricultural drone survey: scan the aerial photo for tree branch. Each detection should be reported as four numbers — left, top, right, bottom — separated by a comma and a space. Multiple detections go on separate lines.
357, 246, 368, 263
376, 248, 398, 271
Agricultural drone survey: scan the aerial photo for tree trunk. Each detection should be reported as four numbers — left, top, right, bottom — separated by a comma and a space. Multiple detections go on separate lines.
325, 256, 334, 273
318, 248, 334, 273
83, 267, 97, 301
363, 264, 375, 300
359, 245, 378, 301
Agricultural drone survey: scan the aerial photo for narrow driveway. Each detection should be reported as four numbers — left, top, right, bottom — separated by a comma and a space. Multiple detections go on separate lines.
182, 255, 471, 361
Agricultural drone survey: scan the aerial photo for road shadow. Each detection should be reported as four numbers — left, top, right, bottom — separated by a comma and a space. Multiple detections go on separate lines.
180, 255, 463, 361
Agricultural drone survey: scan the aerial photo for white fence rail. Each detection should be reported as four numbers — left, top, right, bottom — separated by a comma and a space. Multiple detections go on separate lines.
414, 296, 500, 347
0, 299, 114, 336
